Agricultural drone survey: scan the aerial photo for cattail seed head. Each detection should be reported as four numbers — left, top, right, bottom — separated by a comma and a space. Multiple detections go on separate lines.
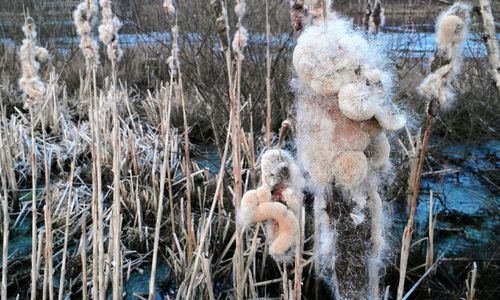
19, 17, 48, 109
417, 3, 471, 108
232, 26, 248, 55
74, 0, 100, 68
99, 0, 123, 62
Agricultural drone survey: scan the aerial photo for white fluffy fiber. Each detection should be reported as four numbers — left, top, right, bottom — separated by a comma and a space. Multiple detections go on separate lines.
418, 3, 471, 108
99, 0, 123, 62
19, 18, 49, 108
293, 17, 405, 131
74, 0, 100, 67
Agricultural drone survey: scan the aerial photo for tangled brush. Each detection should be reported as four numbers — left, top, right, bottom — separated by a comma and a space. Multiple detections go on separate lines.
98, 0, 123, 62
418, 3, 472, 109
238, 150, 305, 262
292, 15, 404, 299
19, 17, 49, 109
73, 0, 100, 69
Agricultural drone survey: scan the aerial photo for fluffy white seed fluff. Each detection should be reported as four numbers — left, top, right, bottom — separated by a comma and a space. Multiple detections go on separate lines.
163, 0, 176, 17
74, 1, 100, 67
234, 0, 247, 20
232, 26, 249, 55
293, 17, 405, 131
19, 18, 48, 108
417, 3, 471, 108
99, 0, 123, 62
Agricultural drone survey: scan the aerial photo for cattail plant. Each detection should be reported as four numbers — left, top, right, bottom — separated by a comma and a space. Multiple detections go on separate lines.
238, 150, 305, 262
396, 4, 472, 300
18, 16, 49, 300
292, 15, 405, 299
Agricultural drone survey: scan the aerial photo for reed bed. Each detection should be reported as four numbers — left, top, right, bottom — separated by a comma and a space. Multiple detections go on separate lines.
0, 1, 499, 300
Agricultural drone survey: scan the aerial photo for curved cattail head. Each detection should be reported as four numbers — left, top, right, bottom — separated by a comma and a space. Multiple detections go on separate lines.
238, 186, 299, 262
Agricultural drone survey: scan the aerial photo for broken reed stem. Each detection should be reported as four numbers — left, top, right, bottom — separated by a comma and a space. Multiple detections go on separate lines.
466, 262, 477, 300
58, 146, 78, 300
29, 108, 38, 300
396, 112, 434, 300
148, 76, 174, 300
111, 97, 122, 300
265, 0, 271, 149
41, 116, 54, 300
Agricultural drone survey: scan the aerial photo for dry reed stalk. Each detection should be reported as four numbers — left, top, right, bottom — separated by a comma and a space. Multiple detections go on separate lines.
293, 207, 305, 300
89, 82, 99, 300
1, 171, 9, 300
265, 0, 271, 149
425, 191, 434, 270
41, 117, 54, 300
478, 0, 500, 93
232, 0, 246, 297
148, 79, 174, 300
396, 124, 427, 300
58, 146, 78, 300
91, 73, 105, 300
29, 108, 38, 300
81, 215, 88, 300
466, 262, 477, 300
111, 99, 122, 300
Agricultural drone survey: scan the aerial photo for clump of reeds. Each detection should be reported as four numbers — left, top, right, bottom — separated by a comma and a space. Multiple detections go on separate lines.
19, 17, 49, 109
73, 0, 100, 70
